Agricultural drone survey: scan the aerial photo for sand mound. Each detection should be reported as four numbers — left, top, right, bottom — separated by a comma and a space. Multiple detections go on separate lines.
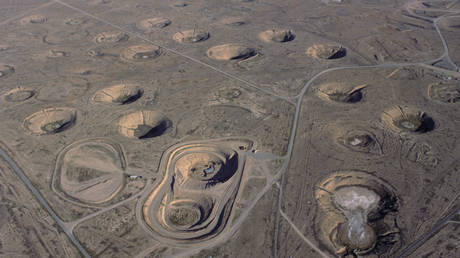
337, 129, 382, 154
382, 106, 435, 133
173, 29, 210, 43
258, 29, 295, 43
315, 171, 399, 256
206, 44, 257, 61
137, 17, 171, 31
118, 110, 170, 139
142, 139, 252, 242
92, 83, 143, 104
317, 83, 366, 103
0, 64, 15, 78
94, 32, 129, 43
24, 107, 77, 135
307, 44, 347, 59
20, 14, 47, 24
54, 139, 125, 204
121, 45, 162, 61
428, 82, 460, 103
220, 17, 247, 26
2, 87, 35, 102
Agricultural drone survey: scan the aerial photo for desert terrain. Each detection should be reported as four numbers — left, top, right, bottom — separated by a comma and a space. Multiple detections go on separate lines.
0, 0, 459, 257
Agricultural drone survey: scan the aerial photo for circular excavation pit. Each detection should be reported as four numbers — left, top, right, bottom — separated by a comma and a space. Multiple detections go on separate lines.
2, 87, 35, 102
20, 14, 47, 24
121, 45, 162, 61
24, 107, 77, 135
137, 17, 171, 31
220, 17, 247, 26
382, 106, 435, 133
94, 32, 129, 43
317, 83, 366, 103
141, 139, 252, 244
206, 44, 257, 61
118, 110, 170, 139
53, 139, 126, 205
0, 64, 15, 79
258, 29, 295, 43
315, 171, 400, 256
92, 83, 143, 104
307, 44, 347, 60
173, 30, 210, 43
337, 129, 382, 155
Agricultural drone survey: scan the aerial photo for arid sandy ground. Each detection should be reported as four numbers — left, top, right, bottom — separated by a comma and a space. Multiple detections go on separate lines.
0, 0, 459, 257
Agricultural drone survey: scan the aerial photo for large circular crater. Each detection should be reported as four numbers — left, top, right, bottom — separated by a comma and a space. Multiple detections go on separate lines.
24, 107, 77, 135
206, 44, 257, 61
173, 30, 209, 43
53, 139, 126, 205
121, 45, 162, 61
137, 17, 171, 31
317, 83, 366, 103
118, 110, 170, 139
258, 29, 295, 43
315, 171, 400, 256
382, 106, 435, 133
92, 83, 143, 104
2, 87, 35, 102
307, 44, 347, 60
141, 139, 252, 244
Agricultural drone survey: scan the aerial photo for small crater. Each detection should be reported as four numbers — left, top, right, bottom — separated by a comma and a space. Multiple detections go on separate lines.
317, 83, 366, 103
428, 82, 460, 103
220, 17, 247, 26
24, 108, 77, 135
20, 14, 47, 24
258, 29, 295, 43
118, 110, 170, 139
47, 50, 69, 58
337, 130, 382, 154
94, 32, 129, 43
173, 29, 210, 43
137, 17, 171, 31
92, 83, 143, 104
171, 1, 188, 7
382, 106, 435, 133
0, 64, 15, 78
206, 44, 257, 61
307, 44, 347, 59
121, 45, 162, 61
2, 87, 35, 102
64, 16, 87, 25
